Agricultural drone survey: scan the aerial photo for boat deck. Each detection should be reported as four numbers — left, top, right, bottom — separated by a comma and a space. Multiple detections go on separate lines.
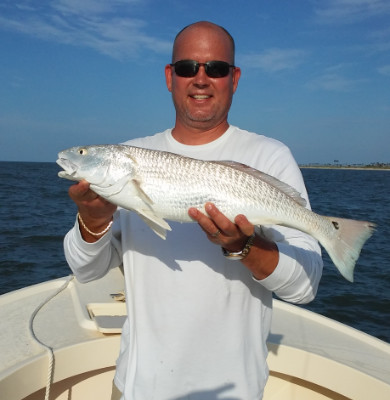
1, 267, 389, 400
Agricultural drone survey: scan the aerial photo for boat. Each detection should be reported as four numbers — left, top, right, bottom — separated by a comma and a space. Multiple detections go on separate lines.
1, 266, 389, 400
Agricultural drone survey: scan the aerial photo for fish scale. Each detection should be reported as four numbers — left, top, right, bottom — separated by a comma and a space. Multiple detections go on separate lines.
57, 144, 375, 282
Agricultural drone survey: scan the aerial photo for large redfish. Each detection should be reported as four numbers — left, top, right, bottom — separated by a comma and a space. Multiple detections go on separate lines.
57, 144, 375, 282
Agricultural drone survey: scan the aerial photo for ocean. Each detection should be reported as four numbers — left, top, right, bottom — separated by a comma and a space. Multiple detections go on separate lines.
0, 162, 389, 343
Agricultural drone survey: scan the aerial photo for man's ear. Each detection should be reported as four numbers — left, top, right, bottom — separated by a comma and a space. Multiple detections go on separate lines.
232, 67, 241, 94
165, 64, 173, 93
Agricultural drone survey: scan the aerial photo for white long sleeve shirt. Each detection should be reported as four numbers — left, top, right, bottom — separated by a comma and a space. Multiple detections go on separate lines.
64, 126, 323, 400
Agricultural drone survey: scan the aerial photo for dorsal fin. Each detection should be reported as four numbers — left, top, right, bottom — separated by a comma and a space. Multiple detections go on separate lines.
213, 161, 307, 207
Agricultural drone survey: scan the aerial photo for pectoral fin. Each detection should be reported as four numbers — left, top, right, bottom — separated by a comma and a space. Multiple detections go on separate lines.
136, 210, 172, 239
133, 179, 154, 205
131, 178, 172, 238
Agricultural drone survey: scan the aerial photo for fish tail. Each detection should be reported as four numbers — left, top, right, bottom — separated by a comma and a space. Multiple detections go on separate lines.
320, 217, 376, 282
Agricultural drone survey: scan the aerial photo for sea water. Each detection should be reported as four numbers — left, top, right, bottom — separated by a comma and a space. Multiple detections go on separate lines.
0, 162, 389, 342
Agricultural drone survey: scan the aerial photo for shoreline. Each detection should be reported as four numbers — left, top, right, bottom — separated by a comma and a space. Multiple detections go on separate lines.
300, 166, 390, 171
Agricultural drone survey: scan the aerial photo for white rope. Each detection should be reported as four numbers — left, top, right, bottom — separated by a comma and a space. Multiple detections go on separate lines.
29, 275, 74, 400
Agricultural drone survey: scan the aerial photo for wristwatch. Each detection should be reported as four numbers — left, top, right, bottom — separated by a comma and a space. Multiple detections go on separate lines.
222, 233, 256, 260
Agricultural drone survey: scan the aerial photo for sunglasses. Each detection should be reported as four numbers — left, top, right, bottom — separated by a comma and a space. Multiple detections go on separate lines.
170, 60, 235, 78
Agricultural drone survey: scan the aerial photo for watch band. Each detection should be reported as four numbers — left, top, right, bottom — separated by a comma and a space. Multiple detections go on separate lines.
222, 233, 256, 260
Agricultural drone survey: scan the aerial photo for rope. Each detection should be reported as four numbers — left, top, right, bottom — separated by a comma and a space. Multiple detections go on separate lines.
29, 275, 74, 400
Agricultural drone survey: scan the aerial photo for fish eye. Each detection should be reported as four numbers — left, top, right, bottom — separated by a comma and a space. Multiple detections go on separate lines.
78, 148, 88, 156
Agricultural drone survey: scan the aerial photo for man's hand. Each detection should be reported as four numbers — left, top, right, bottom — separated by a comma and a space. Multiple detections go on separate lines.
188, 202, 254, 252
68, 180, 117, 242
188, 202, 279, 279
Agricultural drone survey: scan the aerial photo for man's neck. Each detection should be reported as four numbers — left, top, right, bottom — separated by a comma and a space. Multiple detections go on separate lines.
171, 121, 230, 145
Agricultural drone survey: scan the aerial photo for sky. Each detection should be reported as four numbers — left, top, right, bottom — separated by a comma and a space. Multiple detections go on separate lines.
0, 0, 389, 164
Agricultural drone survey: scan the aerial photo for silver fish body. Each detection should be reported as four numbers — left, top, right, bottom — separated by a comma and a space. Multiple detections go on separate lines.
57, 144, 375, 282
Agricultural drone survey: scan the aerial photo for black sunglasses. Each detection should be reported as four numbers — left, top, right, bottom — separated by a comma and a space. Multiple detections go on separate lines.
170, 60, 235, 78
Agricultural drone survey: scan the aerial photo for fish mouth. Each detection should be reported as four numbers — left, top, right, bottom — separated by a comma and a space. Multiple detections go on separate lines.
56, 158, 78, 181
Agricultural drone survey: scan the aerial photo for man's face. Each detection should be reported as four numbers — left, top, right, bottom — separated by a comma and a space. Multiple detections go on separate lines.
165, 26, 241, 133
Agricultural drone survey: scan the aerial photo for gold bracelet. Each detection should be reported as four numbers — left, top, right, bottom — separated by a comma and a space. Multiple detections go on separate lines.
77, 212, 113, 237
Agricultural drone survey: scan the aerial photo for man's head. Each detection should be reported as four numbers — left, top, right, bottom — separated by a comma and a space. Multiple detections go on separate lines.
165, 21, 241, 141
172, 22, 236, 64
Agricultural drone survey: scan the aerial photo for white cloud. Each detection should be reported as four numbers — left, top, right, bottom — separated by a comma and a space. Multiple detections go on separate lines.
52, 0, 135, 16
239, 48, 306, 73
306, 64, 368, 92
0, 0, 171, 60
377, 65, 390, 76
306, 72, 367, 92
314, 0, 390, 24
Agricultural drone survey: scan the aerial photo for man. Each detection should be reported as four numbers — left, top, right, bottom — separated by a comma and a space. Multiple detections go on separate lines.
64, 21, 323, 399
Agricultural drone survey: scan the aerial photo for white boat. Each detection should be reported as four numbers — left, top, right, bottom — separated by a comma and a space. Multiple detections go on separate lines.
1, 266, 389, 400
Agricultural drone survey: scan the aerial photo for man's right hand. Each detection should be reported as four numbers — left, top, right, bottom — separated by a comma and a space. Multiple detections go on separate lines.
69, 180, 117, 242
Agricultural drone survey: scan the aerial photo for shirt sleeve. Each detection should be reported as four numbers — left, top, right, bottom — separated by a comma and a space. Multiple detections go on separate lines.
64, 212, 123, 283
257, 226, 323, 304
252, 143, 323, 304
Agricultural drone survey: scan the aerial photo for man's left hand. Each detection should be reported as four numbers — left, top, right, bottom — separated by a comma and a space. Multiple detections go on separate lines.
188, 202, 255, 252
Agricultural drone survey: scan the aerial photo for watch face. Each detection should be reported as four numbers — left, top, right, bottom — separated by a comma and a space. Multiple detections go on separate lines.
222, 247, 244, 260
222, 233, 255, 260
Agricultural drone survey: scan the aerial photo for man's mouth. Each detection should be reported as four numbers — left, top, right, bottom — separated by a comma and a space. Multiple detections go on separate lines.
191, 95, 211, 100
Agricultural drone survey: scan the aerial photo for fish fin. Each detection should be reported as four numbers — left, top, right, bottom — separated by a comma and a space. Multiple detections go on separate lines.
214, 161, 307, 207
129, 175, 170, 238
133, 179, 154, 205
95, 176, 153, 204
98, 174, 168, 238
320, 217, 376, 282
117, 149, 154, 205
136, 210, 172, 240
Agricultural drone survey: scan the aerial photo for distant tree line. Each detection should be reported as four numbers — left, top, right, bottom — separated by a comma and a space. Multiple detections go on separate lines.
300, 162, 390, 169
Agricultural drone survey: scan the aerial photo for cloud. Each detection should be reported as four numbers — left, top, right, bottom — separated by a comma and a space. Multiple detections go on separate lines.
239, 48, 306, 73
53, 0, 135, 16
377, 65, 390, 76
0, 0, 171, 60
314, 0, 390, 24
306, 72, 367, 92
306, 65, 368, 92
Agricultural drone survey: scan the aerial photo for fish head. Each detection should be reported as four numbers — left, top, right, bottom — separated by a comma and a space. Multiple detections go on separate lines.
57, 145, 136, 186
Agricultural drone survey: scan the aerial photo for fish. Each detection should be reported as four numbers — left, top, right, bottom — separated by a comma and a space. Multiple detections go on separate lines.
57, 144, 376, 282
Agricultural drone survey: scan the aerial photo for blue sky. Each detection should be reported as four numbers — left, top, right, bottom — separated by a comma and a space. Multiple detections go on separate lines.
0, 0, 389, 164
